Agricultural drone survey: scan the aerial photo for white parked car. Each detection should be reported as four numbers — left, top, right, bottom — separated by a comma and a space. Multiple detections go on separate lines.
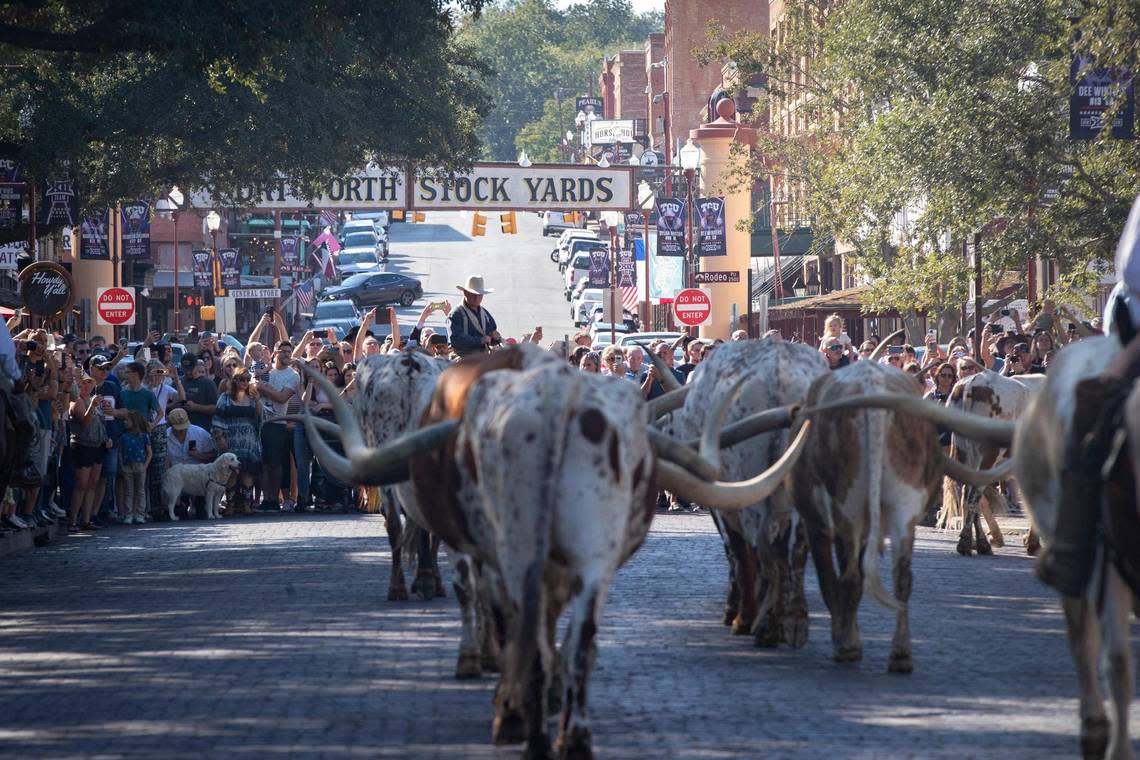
341, 221, 389, 257
571, 286, 605, 324
554, 230, 599, 271
564, 252, 596, 299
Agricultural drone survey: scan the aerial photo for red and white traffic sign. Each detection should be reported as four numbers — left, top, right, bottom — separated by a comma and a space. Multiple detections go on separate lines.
96, 287, 136, 326
673, 287, 712, 327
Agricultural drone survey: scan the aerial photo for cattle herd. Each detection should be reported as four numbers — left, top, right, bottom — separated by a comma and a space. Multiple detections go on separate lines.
290, 332, 1133, 760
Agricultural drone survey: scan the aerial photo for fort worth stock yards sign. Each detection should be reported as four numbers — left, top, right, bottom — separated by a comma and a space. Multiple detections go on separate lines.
190, 164, 635, 212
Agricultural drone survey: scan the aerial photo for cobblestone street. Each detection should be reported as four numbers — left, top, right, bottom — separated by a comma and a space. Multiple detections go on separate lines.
0, 512, 1135, 758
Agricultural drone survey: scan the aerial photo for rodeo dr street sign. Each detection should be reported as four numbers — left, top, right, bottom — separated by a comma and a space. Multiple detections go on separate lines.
191, 163, 634, 212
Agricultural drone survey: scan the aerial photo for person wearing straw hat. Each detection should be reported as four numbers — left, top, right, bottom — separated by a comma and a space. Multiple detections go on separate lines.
449, 275, 501, 357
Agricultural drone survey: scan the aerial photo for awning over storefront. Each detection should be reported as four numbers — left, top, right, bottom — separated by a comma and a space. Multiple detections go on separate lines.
149, 271, 294, 289
751, 227, 814, 257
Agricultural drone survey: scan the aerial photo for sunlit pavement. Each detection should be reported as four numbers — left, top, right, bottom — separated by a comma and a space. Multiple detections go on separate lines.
1, 511, 1131, 758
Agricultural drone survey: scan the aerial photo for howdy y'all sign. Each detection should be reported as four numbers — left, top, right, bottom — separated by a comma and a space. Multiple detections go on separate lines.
19, 261, 74, 318
189, 164, 635, 211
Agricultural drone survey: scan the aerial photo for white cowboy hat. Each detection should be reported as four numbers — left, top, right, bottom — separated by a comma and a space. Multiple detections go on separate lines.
457, 275, 494, 295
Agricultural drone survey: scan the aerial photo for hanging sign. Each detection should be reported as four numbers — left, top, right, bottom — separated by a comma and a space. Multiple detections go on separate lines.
617, 246, 636, 288
655, 198, 686, 257
586, 120, 636, 146
0, 182, 22, 228
37, 177, 79, 226
120, 201, 151, 259
0, 241, 25, 270
1069, 26, 1135, 140
218, 248, 241, 288
575, 96, 604, 119
696, 197, 727, 256
191, 249, 213, 289
79, 212, 111, 260
19, 261, 74, 318
279, 236, 300, 267
587, 246, 611, 289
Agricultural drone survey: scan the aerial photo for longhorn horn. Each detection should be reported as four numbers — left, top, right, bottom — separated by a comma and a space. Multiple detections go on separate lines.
297, 363, 457, 486
685, 405, 798, 450
940, 452, 1015, 487
647, 429, 719, 481
647, 385, 691, 419
699, 374, 751, 476
300, 409, 358, 485
655, 421, 812, 511
800, 393, 1015, 447
867, 328, 906, 363
280, 414, 340, 436
646, 346, 682, 392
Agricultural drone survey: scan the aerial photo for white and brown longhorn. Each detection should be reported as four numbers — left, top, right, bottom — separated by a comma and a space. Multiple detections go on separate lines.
300, 343, 809, 759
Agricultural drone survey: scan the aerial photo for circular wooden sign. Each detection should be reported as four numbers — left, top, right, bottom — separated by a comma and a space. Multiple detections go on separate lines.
19, 261, 74, 318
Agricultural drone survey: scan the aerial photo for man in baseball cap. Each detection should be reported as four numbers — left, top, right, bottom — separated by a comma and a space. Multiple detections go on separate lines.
165, 407, 215, 467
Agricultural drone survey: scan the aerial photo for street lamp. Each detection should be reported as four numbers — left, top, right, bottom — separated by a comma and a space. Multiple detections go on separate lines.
517, 150, 532, 168
677, 139, 702, 300
206, 210, 223, 299
792, 277, 807, 298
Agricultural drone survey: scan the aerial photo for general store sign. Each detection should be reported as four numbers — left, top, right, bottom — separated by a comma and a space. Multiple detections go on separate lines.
230, 288, 283, 299
586, 120, 637, 146
189, 163, 634, 212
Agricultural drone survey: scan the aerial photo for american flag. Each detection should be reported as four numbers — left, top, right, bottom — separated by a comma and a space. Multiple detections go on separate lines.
295, 279, 315, 312
319, 209, 338, 230
621, 287, 639, 310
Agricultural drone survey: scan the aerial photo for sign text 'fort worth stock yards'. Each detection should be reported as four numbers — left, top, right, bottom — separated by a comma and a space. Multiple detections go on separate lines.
190, 164, 635, 212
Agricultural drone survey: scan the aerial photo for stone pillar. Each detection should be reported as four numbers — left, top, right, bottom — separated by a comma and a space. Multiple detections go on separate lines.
692, 97, 755, 341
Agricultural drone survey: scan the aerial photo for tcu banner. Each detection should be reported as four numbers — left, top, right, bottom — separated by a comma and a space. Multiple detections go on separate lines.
617, 246, 636, 288
219, 248, 241, 288
0, 182, 22, 228
192, 250, 213, 288
655, 198, 686, 257
280, 236, 300, 267
121, 201, 151, 259
37, 177, 79, 226
696, 197, 727, 256
79, 213, 110, 260
588, 247, 611, 289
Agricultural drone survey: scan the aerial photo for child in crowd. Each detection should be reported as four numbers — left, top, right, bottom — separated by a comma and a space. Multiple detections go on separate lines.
120, 411, 152, 524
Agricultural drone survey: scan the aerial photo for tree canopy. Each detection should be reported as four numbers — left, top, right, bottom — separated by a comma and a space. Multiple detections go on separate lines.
700, 0, 1140, 328
458, 0, 662, 162
0, 0, 492, 215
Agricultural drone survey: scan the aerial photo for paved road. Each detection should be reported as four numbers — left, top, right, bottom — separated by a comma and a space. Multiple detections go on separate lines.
0, 512, 1133, 758
385, 211, 578, 345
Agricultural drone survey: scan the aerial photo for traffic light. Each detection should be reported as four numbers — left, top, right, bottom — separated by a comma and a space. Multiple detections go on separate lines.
391, 209, 405, 221
500, 211, 517, 235
563, 212, 574, 224
471, 212, 487, 237
179, 293, 203, 309
412, 211, 426, 223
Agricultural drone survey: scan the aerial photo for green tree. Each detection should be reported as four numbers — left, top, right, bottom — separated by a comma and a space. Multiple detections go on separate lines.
700, 0, 1140, 336
459, 0, 662, 161
0, 0, 492, 221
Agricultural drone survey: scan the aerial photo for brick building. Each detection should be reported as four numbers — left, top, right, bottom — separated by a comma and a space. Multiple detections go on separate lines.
663, 0, 767, 163
612, 50, 647, 121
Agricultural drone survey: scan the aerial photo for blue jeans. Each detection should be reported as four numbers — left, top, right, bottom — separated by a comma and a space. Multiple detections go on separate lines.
292, 424, 312, 505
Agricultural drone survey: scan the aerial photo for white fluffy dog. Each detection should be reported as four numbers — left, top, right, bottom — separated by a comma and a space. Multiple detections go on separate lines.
162, 452, 240, 520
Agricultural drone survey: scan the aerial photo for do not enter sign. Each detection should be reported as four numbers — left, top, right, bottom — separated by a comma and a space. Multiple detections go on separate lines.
673, 287, 712, 327
97, 287, 136, 326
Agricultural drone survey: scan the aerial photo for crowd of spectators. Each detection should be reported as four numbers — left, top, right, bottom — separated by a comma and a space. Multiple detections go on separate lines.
0, 287, 1101, 534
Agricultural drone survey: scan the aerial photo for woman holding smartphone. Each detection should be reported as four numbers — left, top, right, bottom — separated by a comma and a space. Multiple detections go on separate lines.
68, 375, 108, 532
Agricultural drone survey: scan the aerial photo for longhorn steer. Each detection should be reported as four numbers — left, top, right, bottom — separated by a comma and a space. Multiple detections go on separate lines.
944, 371, 1045, 556
791, 361, 1015, 672
672, 337, 827, 646
1014, 337, 1135, 760
303, 343, 809, 758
